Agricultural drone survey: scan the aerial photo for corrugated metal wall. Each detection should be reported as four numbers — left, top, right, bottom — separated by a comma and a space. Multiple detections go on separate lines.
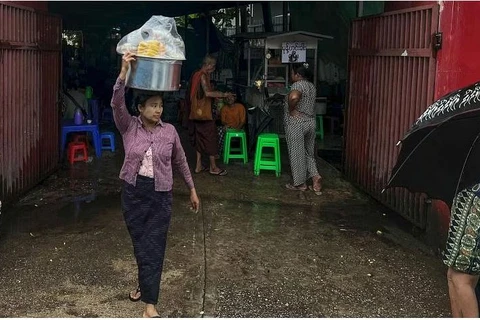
0, 2, 62, 204
345, 5, 438, 228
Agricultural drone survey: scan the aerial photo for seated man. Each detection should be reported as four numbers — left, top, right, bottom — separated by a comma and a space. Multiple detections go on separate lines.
217, 95, 246, 156
62, 79, 88, 120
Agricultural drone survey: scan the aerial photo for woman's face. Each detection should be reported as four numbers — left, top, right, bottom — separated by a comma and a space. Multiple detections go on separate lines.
290, 70, 299, 83
205, 62, 216, 74
138, 96, 163, 124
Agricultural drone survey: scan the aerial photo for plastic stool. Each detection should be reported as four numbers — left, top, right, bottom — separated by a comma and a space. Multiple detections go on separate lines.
85, 86, 93, 100
223, 129, 248, 164
68, 142, 88, 165
101, 132, 115, 152
316, 115, 324, 140
72, 134, 88, 144
88, 99, 100, 124
254, 133, 281, 177
102, 108, 113, 123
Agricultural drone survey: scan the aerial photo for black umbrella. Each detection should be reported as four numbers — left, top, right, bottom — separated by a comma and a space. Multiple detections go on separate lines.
385, 81, 480, 207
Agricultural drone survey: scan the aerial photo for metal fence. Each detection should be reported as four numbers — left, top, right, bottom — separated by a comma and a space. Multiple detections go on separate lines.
345, 5, 439, 228
0, 2, 62, 204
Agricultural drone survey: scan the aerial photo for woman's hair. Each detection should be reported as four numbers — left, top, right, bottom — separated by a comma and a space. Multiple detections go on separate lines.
203, 54, 217, 66
292, 63, 313, 81
134, 90, 163, 107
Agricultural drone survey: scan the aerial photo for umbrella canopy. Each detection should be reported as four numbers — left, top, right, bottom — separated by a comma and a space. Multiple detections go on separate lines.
385, 81, 480, 207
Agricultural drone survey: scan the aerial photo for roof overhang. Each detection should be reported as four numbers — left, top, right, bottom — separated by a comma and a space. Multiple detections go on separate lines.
49, 1, 256, 30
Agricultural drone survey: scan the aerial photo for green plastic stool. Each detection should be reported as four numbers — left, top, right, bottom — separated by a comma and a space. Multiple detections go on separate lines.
223, 128, 248, 164
85, 86, 93, 100
254, 133, 281, 177
316, 114, 324, 140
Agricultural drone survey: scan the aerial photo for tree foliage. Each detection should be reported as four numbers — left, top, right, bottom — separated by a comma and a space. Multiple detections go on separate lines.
175, 6, 249, 30
210, 7, 237, 30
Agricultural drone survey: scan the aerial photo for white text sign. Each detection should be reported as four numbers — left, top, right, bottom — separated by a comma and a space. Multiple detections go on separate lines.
282, 42, 307, 63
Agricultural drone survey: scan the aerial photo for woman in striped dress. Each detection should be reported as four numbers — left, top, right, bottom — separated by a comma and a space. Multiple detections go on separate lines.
284, 63, 322, 194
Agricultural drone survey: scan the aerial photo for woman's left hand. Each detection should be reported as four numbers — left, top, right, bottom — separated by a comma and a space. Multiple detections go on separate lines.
190, 188, 200, 213
289, 109, 301, 118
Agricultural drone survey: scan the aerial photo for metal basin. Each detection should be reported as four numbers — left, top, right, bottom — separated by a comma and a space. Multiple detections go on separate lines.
126, 57, 182, 91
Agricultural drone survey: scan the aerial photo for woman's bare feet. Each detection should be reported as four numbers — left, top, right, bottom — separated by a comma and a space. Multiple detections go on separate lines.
143, 304, 160, 318
310, 176, 323, 195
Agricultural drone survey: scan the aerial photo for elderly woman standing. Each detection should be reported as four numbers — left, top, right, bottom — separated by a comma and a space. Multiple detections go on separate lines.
284, 63, 322, 193
111, 52, 200, 318
188, 54, 235, 175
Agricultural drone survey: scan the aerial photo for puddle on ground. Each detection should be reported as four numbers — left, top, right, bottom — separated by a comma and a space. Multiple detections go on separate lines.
1, 194, 121, 236
239, 200, 389, 237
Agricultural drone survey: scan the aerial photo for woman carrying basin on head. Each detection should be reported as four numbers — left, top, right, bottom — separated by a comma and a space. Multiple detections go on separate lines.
111, 52, 200, 318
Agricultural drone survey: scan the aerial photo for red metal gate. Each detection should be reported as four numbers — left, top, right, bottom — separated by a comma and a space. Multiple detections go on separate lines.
0, 2, 62, 204
345, 5, 439, 228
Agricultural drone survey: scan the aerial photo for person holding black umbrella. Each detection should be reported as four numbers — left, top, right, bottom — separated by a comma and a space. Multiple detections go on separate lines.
385, 81, 480, 317
443, 184, 480, 317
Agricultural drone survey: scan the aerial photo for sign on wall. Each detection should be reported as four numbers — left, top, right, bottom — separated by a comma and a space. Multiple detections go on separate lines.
282, 42, 307, 63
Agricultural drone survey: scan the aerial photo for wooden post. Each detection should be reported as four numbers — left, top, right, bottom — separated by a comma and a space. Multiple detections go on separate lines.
283, 2, 288, 32
241, 5, 248, 33
183, 15, 188, 81
205, 13, 210, 54
247, 46, 251, 86
236, 3, 240, 35
356, 1, 364, 18
262, 2, 272, 33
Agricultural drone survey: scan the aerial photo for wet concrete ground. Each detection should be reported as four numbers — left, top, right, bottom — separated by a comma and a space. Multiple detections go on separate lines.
0, 125, 451, 317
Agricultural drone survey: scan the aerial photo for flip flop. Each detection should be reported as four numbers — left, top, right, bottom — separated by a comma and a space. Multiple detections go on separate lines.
129, 287, 141, 302
209, 169, 227, 176
194, 166, 208, 174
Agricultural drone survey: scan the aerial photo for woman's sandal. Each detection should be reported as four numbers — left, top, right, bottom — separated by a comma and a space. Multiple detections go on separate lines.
129, 286, 141, 302
209, 169, 227, 176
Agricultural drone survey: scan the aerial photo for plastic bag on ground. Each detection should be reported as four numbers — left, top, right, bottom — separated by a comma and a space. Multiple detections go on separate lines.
116, 16, 186, 60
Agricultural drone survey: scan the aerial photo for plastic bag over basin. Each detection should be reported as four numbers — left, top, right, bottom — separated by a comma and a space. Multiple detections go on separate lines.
116, 16, 186, 60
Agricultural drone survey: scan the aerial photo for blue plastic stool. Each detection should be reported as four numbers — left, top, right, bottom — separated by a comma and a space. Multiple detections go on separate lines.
88, 99, 100, 124
102, 108, 113, 123
101, 132, 115, 152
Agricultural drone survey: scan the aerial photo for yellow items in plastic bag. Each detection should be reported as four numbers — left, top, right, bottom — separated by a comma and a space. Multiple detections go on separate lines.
137, 40, 166, 57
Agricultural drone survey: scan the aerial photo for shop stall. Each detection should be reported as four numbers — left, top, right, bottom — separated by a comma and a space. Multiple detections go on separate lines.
232, 31, 333, 141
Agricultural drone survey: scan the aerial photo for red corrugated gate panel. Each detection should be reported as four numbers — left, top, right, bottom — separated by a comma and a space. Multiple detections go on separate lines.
0, 2, 62, 204
345, 5, 439, 228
